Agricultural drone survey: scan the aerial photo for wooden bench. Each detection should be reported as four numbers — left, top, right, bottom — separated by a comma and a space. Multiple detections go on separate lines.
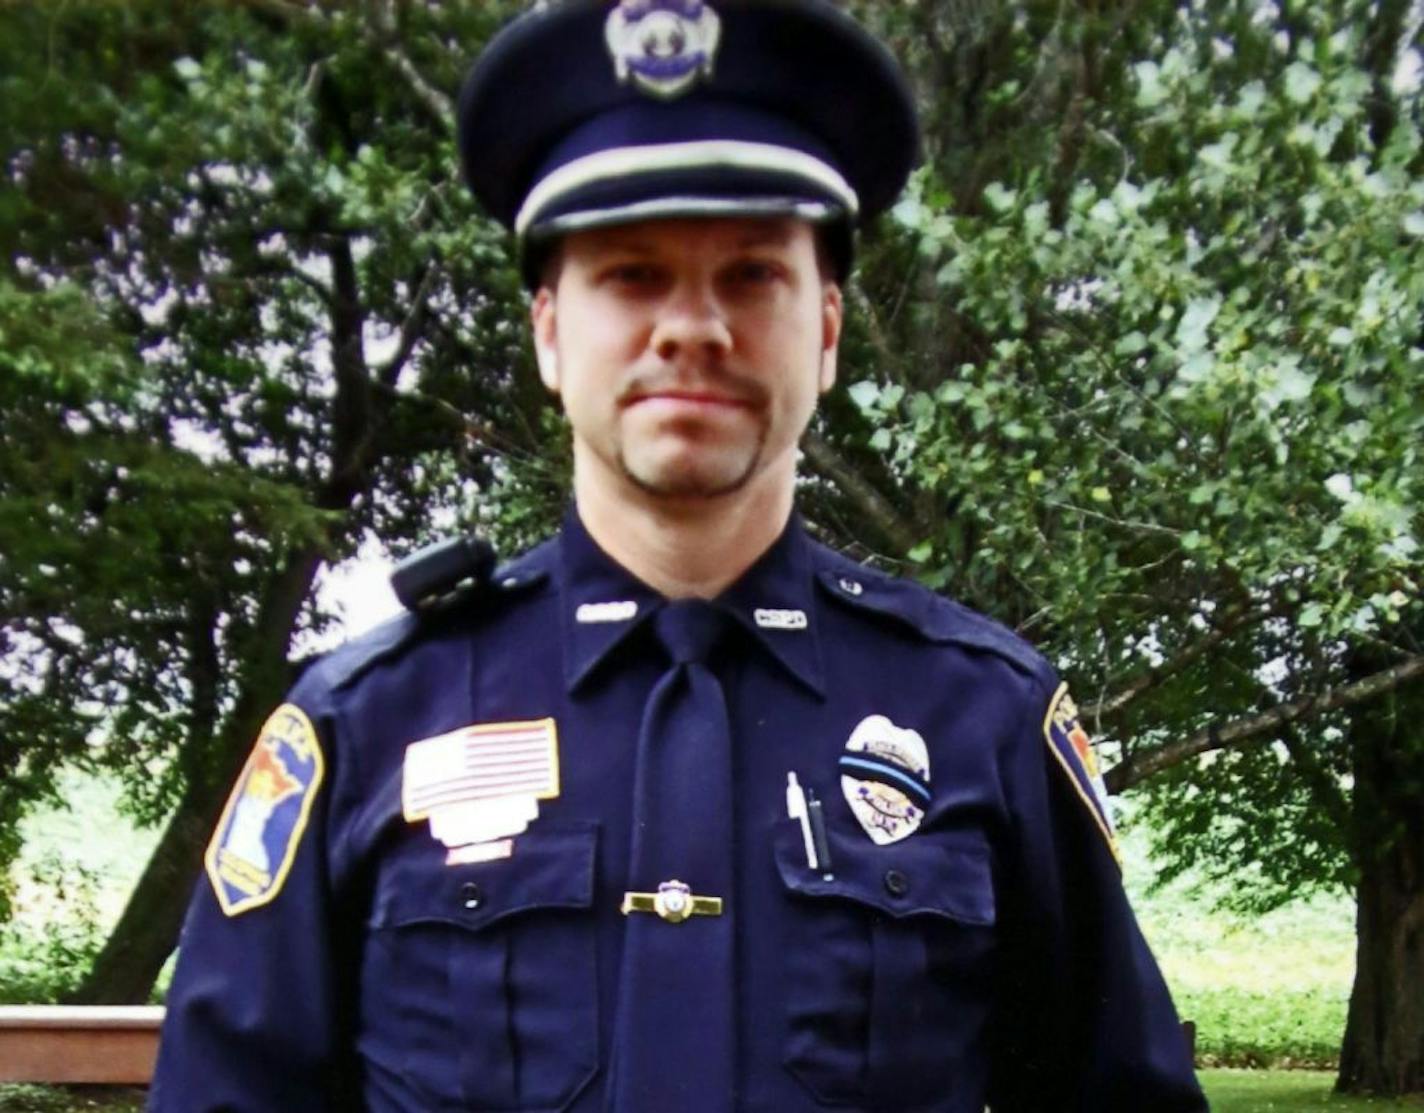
0, 1006, 1198, 1087
0, 1006, 163, 1084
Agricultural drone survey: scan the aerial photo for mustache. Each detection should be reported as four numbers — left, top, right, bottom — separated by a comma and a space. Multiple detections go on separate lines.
618, 367, 770, 408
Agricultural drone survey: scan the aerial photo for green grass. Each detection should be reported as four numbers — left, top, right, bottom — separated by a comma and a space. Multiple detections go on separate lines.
0, 1086, 144, 1112
1201, 1069, 1424, 1109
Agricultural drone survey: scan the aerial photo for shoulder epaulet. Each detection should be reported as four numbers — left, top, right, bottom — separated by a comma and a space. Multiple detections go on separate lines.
287, 650, 324, 686
811, 546, 1046, 678
299, 538, 556, 695
306, 611, 425, 693
485, 539, 557, 597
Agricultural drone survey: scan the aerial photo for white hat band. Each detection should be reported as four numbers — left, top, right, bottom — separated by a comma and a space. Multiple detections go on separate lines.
514, 139, 861, 236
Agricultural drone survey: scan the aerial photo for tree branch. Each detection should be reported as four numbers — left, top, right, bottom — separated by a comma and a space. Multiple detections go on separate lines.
368, 0, 455, 128
278, 260, 335, 305
1047, 51, 1087, 225
323, 234, 372, 504
801, 431, 920, 556
370, 380, 535, 462
178, 589, 222, 787
1080, 600, 1275, 721
1105, 654, 1424, 793
1280, 720, 1353, 835
1362, 0, 1411, 147
846, 278, 902, 382
242, 0, 455, 129
243, 0, 326, 26
374, 264, 437, 387
1040, 497, 1183, 538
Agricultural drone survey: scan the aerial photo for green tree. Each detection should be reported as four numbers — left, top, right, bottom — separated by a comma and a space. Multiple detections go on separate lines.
841, 0, 1424, 1095
3, 0, 1423, 1096
0, 0, 556, 1002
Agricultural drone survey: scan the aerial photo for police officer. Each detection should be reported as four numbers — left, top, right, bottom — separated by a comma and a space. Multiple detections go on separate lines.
151, 2, 1208, 1110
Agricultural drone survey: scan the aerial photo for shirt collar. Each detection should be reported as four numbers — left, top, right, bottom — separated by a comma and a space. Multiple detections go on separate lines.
714, 511, 826, 698
558, 506, 664, 694
557, 505, 826, 698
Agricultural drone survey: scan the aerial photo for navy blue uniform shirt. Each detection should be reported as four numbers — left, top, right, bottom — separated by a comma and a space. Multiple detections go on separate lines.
151, 509, 1207, 1111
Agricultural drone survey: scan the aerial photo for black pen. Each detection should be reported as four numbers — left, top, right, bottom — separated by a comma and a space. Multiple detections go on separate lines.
805, 789, 833, 880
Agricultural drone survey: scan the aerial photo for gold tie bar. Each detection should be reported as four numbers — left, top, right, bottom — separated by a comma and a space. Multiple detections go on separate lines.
621, 879, 723, 923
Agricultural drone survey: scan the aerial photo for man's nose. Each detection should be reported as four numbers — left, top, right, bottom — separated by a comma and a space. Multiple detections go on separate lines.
651, 279, 733, 362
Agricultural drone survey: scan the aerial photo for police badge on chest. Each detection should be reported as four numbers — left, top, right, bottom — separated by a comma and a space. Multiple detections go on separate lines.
838, 714, 933, 844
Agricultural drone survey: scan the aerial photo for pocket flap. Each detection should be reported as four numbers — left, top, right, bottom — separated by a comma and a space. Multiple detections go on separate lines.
773, 820, 994, 926
371, 821, 598, 932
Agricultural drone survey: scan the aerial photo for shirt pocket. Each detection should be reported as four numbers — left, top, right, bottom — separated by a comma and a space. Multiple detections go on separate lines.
364, 822, 600, 1112
773, 819, 997, 1110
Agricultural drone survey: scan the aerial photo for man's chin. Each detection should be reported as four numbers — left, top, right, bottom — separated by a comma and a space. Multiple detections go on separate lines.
620, 453, 761, 502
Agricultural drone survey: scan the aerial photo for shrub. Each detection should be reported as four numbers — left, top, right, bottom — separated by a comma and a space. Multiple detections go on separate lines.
0, 854, 104, 1004
1182, 987, 1347, 1069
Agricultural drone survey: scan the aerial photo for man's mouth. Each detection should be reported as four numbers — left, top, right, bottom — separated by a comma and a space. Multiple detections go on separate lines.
625, 389, 757, 411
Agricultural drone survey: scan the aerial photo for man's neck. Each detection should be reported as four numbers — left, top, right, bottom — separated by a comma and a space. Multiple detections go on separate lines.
572, 465, 795, 600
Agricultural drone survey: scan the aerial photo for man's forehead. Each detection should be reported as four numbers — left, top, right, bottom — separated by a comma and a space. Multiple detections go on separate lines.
566, 217, 812, 257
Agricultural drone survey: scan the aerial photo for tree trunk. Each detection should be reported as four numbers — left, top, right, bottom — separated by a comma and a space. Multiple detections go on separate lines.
1337, 661, 1424, 1097
69, 550, 325, 1004
71, 233, 386, 1002
1338, 837, 1424, 1095
64, 776, 232, 1004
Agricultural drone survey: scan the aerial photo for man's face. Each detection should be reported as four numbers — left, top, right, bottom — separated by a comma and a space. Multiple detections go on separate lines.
530, 217, 842, 504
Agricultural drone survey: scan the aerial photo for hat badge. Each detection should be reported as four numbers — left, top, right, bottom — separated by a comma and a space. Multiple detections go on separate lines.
605, 0, 722, 100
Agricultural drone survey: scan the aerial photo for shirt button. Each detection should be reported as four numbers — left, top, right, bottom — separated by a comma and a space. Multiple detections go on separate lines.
838, 577, 864, 596
461, 882, 482, 910
883, 869, 910, 897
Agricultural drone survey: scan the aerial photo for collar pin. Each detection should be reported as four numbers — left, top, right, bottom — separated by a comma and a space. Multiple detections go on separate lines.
576, 600, 639, 624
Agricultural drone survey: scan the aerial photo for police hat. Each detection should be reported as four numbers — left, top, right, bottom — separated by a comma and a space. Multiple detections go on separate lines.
457, 0, 920, 285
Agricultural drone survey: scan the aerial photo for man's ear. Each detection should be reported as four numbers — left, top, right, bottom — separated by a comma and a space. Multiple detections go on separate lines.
530, 286, 560, 393
818, 282, 843, 393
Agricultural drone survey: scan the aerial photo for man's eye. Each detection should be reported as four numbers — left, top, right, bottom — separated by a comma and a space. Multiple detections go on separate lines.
726, 260, 781, 285
606, 263, 662, 285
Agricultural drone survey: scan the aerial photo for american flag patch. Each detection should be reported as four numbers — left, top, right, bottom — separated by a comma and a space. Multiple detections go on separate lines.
402, 718, 560, 822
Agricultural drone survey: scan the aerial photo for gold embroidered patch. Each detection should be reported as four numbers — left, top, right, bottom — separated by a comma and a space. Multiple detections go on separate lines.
1043, 684, 1120, 864
204, 703, 324, 916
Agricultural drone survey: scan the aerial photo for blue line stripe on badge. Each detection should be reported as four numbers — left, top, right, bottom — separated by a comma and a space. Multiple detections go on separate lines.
838, 755, 931, 805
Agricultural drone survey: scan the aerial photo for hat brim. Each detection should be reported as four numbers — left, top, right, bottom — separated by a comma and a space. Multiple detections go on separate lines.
518, 191, 853, 287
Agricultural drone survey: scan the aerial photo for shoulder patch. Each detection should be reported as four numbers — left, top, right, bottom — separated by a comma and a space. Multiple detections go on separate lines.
205, 704, 324, 916
811, 551, 1044, 676
1043, 683, 1121, 865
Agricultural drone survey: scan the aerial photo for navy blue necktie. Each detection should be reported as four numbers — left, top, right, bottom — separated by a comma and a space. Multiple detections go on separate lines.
607, 600, 736, 1111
